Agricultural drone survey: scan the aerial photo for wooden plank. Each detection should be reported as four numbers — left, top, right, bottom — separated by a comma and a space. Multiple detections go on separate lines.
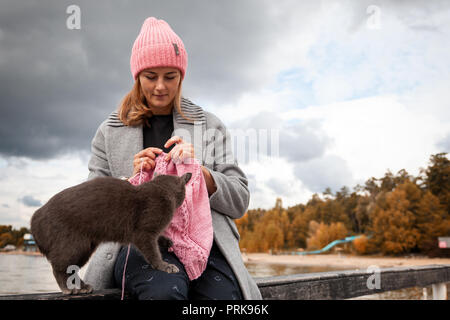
0, 288, 126, 300
255, 264, 450, 300
0, 264, 448, 300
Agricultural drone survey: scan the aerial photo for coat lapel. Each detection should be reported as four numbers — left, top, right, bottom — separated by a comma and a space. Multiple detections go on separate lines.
173, 98, 207, 165
107, 123, 143, 178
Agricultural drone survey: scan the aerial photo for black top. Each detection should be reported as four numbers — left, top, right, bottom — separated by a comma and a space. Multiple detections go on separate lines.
143, 114, 175, 154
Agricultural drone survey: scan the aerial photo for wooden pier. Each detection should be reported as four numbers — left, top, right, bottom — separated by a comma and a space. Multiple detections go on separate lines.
0, 264, 448, 300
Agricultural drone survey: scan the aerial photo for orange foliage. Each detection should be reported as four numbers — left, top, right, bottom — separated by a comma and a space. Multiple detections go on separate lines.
236, 153, 449, 256
306, 221, 348, 250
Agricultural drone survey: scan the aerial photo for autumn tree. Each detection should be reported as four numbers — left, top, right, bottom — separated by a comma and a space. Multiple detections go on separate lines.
353, 235, 371, 255
306, 221, 348, 251
415, 190, 450, 255
236, 153, 449, 256
290, 211, 310, 249
420, 153, 450, 213
353, 194, 371, 234
0, 225, 29, 248
369, 181, 422, 255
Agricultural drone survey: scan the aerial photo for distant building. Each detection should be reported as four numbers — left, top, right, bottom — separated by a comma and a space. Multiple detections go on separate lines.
23, 233, 38, 252
438, 237, 450, 249
1, 244, 16, 252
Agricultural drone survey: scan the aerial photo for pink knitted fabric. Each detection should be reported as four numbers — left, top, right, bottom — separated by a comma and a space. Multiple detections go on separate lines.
128, 153, 213, 280
130, 17, 188, 80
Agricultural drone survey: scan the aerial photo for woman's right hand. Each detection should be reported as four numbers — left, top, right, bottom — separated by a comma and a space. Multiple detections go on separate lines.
132, 147, 163, 176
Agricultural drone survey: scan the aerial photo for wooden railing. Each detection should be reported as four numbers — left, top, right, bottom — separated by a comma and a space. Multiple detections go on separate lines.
0, 264, 448, 300
255, 264, 449, 300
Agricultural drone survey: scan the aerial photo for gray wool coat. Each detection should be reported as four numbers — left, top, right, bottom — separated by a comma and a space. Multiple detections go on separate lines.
83, 97, 262, 300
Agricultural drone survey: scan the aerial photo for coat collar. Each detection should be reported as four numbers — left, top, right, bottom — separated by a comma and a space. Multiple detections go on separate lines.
106, 97, 205, 127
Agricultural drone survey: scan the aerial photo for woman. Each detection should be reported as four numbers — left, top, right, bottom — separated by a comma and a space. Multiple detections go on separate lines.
83, 17, 262, 300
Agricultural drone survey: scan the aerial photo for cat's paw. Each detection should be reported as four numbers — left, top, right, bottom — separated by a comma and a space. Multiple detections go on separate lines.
156, 262, 179, 273
61, 283, 93, 295
80, 283, 94, 294
165, 263, 179, 273
62, 288, 80, 295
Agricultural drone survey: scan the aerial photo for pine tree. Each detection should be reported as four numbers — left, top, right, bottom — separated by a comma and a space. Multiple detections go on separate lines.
421, 153, 450, 213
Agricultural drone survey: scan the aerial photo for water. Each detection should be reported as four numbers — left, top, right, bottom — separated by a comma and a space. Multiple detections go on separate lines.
0, 254, 59, 295
0, 254, 446, 299
245, 261, 350, 277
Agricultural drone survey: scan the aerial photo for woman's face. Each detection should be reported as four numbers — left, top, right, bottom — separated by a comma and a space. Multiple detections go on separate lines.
139, 67, 181, 114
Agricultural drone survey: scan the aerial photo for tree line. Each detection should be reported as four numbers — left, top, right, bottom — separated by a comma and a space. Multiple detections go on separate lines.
236, 153, 450, 257
0, 225, 29, 249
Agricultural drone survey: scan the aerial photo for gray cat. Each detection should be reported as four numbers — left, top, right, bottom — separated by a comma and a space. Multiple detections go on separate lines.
30, 172, 191, 294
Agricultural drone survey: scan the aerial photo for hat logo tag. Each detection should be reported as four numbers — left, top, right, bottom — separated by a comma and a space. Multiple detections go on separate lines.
173, 43, 180, 56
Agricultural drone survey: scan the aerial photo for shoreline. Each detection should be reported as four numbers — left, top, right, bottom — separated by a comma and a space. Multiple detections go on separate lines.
243, 252, 450, 269
3, 250, 450, 270
0, 250, 42, 256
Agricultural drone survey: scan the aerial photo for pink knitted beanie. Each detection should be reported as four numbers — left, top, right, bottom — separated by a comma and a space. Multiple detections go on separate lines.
130, 17, 188, 80
128, 153, 213, 281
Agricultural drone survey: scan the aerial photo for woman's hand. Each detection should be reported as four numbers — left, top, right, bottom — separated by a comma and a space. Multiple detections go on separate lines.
132, 147, 163, 176
164, 136, 195, 164
201, 165, 217, 196
164, 136, 217, 195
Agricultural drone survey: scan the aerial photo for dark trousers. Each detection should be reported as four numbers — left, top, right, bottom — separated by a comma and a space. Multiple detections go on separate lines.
114, 241, 243, 300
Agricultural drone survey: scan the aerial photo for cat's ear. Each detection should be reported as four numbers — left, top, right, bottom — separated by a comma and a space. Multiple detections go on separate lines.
181, 172, 192, 184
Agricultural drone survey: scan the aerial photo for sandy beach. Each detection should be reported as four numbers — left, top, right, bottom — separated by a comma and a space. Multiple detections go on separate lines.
2, 250, 450, 270
0, 250, 42, 256
243, 252, 450, 269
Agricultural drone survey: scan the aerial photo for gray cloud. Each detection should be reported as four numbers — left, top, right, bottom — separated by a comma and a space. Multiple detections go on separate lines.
436, 133, 450, 153
245, 173, 260, 195
0, 0, 320, 160
293, 154, 354, 193
1, 0, 447, 161
18, 195, 42, 207
279, 120, 331, 163
0, 1, 138, 159
266, 177, 295, 197
230, 113, 331, 164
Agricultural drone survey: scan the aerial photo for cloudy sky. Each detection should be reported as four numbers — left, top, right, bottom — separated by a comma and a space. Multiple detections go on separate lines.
0, 0, 449, 228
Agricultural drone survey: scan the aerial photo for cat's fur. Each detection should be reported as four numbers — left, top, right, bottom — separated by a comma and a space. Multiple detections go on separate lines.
30, 172, 192, 294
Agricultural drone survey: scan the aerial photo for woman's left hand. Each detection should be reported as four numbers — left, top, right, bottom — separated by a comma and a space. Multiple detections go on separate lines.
164, 136, 195, 163
164, 136, 217, 195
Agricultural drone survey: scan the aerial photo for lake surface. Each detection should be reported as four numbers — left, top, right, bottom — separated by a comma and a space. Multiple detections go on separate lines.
0, 254, 444, 299
0, 254, 60, 295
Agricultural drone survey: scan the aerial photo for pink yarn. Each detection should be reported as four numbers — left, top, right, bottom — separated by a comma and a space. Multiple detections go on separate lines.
128, 153, 213, 280
130, 17, 188, 80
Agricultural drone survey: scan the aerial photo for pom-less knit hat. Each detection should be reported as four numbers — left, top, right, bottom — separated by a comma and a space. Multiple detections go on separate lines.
130, 17, 188, 80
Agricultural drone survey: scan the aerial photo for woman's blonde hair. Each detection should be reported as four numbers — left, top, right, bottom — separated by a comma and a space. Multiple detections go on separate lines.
118, 73, 192, 127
